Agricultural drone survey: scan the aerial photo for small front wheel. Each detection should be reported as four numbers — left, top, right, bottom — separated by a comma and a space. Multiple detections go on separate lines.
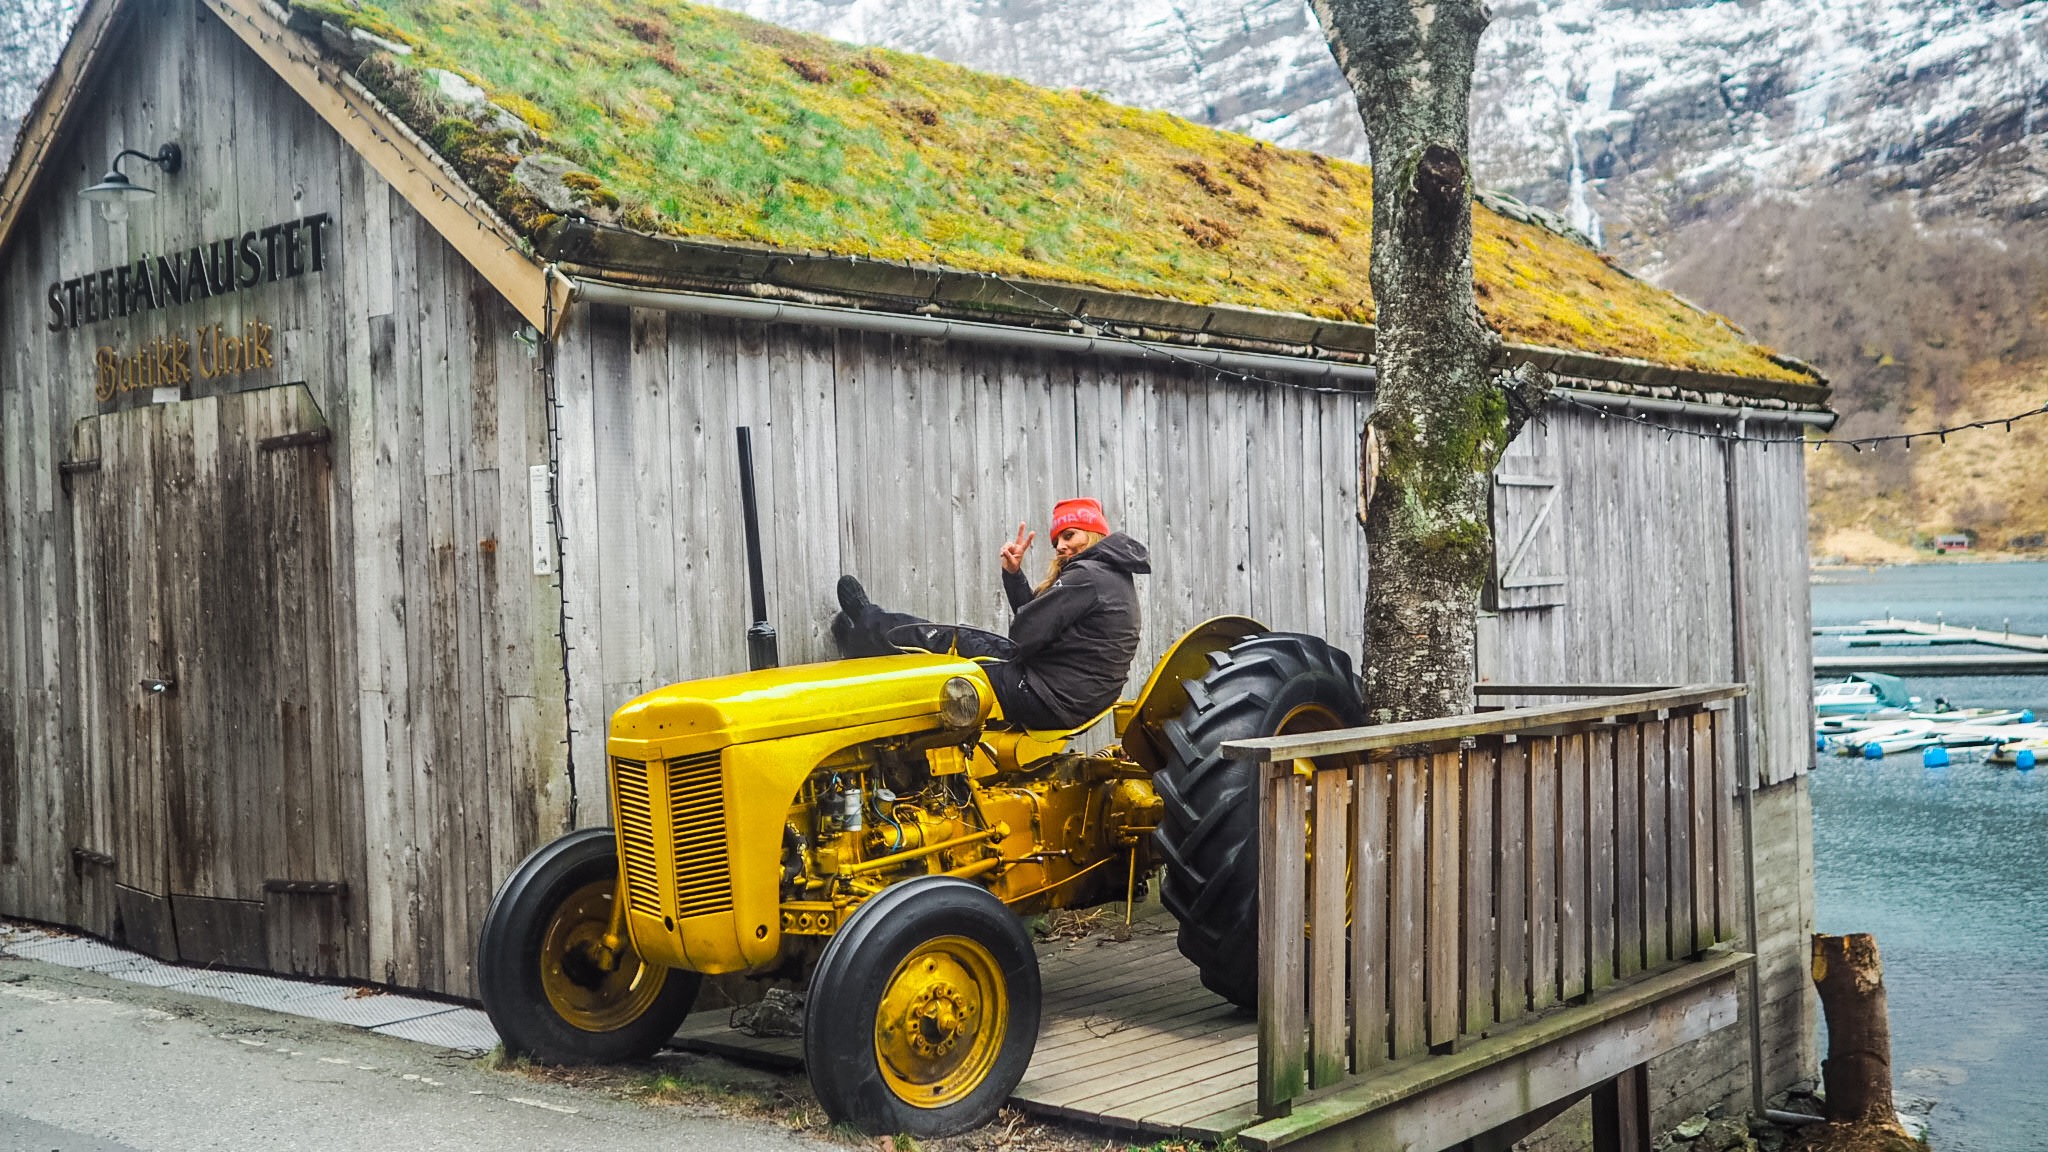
804, 877, 1040, 1137
477, 828, 700, 1064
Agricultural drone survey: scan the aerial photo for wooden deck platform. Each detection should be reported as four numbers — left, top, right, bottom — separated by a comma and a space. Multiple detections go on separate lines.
672, 919, 1259, 1140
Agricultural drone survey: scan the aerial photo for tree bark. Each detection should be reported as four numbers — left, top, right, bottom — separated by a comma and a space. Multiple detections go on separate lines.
1811, 933, 1897, 1126
1306, 0, 1538, 724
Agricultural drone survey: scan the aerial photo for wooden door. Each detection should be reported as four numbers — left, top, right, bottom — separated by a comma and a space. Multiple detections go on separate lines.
79, 385, 353, 975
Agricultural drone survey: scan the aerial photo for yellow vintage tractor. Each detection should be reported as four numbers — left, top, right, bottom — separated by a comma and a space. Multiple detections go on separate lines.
477, 618, 1363, 1136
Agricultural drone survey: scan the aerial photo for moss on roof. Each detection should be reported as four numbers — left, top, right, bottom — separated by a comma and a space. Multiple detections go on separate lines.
303, 0, 1812, 385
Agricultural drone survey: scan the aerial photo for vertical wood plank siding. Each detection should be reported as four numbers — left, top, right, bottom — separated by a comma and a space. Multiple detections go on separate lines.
550, 303, 1373, 783
0, 0, 562, 996
1488, 409, 1811, 789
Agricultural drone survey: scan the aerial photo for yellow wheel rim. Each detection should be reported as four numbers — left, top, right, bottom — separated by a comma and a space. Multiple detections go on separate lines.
1278, 701, 1348, 740
538, 877, 668, 1032
874, 935, 1008, 1109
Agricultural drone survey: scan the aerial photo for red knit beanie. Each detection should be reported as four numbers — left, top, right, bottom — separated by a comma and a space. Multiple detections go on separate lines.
1048, 497, 1111, 538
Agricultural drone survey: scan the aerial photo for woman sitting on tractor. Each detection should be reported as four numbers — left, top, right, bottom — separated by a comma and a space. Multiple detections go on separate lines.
833, 497, 1151, 731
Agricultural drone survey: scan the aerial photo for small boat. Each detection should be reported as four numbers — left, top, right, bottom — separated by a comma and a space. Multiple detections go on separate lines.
1910, 707, 2031, 725
1813, 673, 1918, 716
1817, 710, 1911, 735
1825, 720, 1938, 757
1988, 731, 2048, 767
1935, 720, 2042, 748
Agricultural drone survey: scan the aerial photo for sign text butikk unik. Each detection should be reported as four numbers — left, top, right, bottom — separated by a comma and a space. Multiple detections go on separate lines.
96, 319, 276, 401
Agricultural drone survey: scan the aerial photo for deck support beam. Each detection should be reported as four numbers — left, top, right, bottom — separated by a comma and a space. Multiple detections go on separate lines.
1235, 951, 1746, 1151
1591, 1064, 1651, 1152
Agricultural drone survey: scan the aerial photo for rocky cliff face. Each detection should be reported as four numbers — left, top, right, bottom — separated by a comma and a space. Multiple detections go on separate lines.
0, 0, 77, 162
708, 0, 2047, 262
710, 0, 2048, 556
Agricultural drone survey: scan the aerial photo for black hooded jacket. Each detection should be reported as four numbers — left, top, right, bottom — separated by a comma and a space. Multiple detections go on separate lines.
994, 532, 1151, 728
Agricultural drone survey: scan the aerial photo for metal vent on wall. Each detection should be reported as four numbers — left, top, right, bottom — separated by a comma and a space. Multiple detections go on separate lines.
666, 752, 733, 920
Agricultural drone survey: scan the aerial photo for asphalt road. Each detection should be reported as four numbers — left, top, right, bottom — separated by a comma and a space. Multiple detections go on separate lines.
0, 955, 829, 1152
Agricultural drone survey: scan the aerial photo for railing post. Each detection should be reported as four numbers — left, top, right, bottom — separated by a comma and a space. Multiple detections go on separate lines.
1309, 762, 1349, 1087
1350, 755, 1391, 1074
1258, 759, 1308, 1116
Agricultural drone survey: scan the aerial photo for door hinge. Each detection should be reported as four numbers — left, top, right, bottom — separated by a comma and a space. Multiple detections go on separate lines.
263, 880, 348, 896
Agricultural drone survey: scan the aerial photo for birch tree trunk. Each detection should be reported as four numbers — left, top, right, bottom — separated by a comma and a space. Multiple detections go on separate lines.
1308, 0, 1541, 723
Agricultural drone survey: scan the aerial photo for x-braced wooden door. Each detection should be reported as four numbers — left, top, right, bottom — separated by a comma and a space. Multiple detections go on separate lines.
78, 385, 358, 976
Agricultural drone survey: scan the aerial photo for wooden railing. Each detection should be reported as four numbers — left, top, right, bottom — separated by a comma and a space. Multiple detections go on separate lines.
1223, 685, 1746, 1118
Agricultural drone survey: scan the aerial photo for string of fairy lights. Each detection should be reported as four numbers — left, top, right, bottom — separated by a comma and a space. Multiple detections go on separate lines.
1552, 391, 2048, 451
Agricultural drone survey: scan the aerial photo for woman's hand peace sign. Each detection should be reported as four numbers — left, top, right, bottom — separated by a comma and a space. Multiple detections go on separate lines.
999, 522, 1035, 573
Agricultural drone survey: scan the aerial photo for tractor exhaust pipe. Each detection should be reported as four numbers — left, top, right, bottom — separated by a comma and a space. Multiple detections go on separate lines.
736, 426, 779, 670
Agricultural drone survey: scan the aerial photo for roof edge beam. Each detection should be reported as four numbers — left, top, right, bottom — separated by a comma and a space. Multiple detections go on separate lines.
1553, 387, 1838, 430
568, 278, 1378, 388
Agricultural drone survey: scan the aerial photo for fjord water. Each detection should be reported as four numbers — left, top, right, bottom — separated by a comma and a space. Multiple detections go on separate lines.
1809, 561, 2048, 1150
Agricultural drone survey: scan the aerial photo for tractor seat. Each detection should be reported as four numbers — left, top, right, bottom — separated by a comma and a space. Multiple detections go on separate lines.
980, 701, 1119, 775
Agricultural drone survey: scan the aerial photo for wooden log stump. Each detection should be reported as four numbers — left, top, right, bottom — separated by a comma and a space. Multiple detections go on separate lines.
1811, 933, 1895, 1126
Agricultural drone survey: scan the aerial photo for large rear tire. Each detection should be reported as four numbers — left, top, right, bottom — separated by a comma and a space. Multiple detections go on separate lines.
477, 828, 700, 1064
1151, 633, 1365, 1009
803, 877, 1040, 1137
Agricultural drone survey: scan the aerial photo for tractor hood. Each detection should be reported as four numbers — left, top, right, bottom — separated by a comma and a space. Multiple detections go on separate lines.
610, 654, 992, 758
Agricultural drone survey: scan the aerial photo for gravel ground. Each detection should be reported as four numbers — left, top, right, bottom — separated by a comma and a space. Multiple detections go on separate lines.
0, 943, 1207, 1152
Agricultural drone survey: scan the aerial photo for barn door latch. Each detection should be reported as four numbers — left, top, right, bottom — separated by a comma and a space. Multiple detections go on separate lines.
139, 677, 176, 695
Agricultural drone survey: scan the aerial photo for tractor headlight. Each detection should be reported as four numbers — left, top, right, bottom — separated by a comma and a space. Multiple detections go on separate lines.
939, 676, 983, 728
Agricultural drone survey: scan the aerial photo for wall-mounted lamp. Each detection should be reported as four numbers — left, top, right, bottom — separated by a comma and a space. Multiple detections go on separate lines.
80, 143, 182, 222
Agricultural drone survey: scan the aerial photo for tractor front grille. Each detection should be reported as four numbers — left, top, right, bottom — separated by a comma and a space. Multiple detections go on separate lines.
611, 758, 663, 917
667, 752, 733, 920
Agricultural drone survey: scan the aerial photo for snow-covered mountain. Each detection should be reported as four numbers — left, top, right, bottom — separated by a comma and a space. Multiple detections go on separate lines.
709, 0, 2048, 264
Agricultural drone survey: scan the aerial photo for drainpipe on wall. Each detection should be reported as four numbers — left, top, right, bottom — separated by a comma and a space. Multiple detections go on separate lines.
1723, 410, 1823, 1129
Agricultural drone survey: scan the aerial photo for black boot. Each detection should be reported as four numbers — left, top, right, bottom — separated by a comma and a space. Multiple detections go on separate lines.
836, 575, 872, 617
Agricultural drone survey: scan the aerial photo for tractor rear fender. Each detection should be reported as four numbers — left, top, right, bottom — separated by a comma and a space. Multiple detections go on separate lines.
1118, 616, 1266, 776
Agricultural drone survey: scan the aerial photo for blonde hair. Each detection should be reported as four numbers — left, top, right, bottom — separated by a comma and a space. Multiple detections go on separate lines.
1035, 530, 1105, 596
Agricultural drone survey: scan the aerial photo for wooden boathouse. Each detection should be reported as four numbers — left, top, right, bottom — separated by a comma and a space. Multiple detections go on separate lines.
0, 0, 1830, 1144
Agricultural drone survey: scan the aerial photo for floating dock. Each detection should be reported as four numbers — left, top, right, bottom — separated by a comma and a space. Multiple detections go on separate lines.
1815, 619, 2048, 676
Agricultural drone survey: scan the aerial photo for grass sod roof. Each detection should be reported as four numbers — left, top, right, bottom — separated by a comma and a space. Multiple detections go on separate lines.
297, 0, 1814, 386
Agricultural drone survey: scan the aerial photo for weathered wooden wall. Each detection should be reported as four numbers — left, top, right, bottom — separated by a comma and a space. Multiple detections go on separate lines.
1485, 406, 1811, 787
1484, 406, 1820, 1121
549, 304, 1373, 810
0, 0, 562, 997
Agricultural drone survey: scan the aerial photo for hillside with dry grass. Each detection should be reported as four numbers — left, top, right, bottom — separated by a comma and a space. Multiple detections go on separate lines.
1661, 194, 2048, 561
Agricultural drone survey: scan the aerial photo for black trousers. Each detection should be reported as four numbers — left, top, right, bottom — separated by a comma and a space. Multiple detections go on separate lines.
832, 603, 1064, 729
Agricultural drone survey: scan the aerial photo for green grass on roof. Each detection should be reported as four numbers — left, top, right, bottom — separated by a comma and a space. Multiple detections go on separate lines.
305, 0, 1810, 384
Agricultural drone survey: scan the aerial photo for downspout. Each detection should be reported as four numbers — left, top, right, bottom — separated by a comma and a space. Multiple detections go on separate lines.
1723, 410, 1822, 1128
1561, 388, 1837, 429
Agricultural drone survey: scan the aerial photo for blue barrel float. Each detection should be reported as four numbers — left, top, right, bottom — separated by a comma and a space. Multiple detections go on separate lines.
2019, 749, 2038, 771
1922, 746, 1950, 768
1863, 742, 1885, 760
